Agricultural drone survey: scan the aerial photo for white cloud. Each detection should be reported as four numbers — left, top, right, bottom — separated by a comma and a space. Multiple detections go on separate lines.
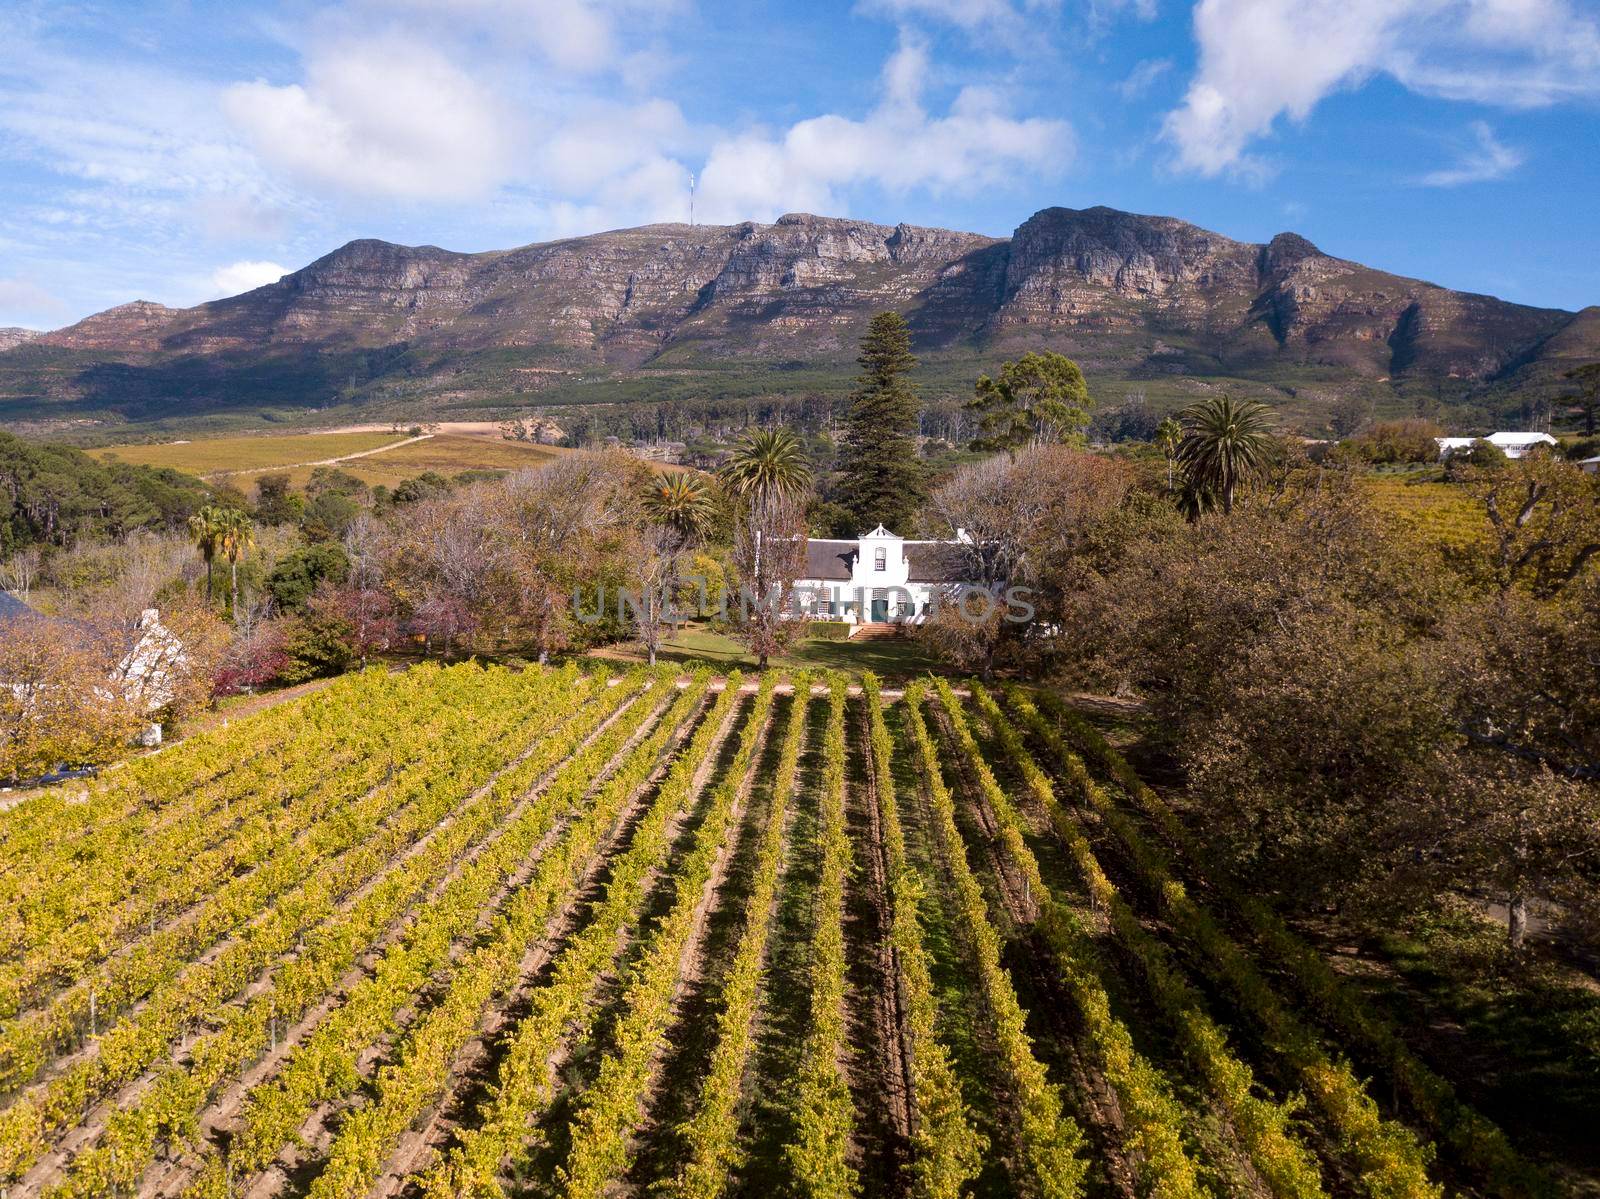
858, 0, 1149, 42
224, 36, 517, 201
1417, 121, 1525, 186
1117, 58, 1172, 99
1164, 0, 1600, 175
211, 260, 291, 295
360, 0, 683, 73
696, 39, 1072, 223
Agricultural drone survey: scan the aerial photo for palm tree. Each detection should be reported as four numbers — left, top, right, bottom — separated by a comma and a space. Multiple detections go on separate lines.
718, 428, 813, 506
187, 507, 227, 603
719, 429, 812, 670
636, 473, 715, 666
215, 508, 255, 616
1156, 415, 1183, 492
1175, 395, 1276, 515
642, 472, 715, 544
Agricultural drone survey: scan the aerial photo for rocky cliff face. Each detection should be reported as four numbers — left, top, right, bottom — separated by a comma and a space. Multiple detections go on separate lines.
6, 205, 1591, 423
0, 328, 42, 353
39, 301, 181, 352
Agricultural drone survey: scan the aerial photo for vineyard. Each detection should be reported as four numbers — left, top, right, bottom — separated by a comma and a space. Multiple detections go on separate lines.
0, 661, 1558, 1199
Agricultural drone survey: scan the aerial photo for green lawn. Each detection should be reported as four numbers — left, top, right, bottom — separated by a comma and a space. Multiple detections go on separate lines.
592, 624, 950, 680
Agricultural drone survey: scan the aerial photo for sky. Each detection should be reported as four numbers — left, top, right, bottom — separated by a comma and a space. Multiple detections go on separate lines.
1, 0, 1597, 330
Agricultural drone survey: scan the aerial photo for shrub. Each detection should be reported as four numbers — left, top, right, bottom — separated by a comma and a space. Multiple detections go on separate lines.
266, 542, 350, 614
1345, 419, 1445, 464
806, 620, 852, 641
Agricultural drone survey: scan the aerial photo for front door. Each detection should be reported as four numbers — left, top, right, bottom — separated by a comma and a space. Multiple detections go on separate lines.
870, 596, 888, 623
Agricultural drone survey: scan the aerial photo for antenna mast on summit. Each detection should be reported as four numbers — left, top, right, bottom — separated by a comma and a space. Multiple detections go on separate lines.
689, 173, 696, 227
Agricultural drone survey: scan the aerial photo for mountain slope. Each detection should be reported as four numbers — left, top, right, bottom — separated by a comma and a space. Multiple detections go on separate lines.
2, 206, 1592, 433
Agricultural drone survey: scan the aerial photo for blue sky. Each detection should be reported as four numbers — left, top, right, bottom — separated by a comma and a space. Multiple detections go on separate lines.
2, 0, 1597, 329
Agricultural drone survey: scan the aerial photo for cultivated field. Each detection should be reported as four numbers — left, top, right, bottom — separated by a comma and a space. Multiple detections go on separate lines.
0, 663, 1555, 1199
89, 428, 569, 492
283, 433, 566, 491
1361, 476, 1485, 549
90, 432, 407, 476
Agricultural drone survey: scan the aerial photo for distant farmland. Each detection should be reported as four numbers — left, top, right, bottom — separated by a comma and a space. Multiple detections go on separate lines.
91, 431, 403, 475
91, 429, 571, 492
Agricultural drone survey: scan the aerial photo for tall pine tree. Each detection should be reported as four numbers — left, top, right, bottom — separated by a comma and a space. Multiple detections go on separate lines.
839, 311, 924, 534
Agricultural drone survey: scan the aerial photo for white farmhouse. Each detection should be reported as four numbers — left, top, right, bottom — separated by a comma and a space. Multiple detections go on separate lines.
1580, 456, 1600, 475
1486, 432, 1559, 458
792, 525, 967, 628
1436, 432, 1559, 460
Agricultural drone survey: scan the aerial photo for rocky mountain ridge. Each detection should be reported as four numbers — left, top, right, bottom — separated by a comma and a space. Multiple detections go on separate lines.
3, 206, 1594, 429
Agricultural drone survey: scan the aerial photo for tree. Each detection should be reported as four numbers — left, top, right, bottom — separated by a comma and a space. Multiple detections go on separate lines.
267, 542, 351, 614
1342, 419, 1444, 465
215, 508, 255, 617
838, 312, 924, 533
1563, 362, 1600, 437
720, 428, 813, 506
187, 506, 228, 603
1328, 394, 1371, 440
0, 617, 142, 782
720, 433, 812, 668
1175, 395, 1277, 514
966, 351, 1093, 453
1, 546, 40, 600
921, 445, 1130, 678
1156, 416, 1183, 492
254, 473, 302, 525
642, 472, 716, 541
1463, 451, 1600, 597
635, 473, 716, 666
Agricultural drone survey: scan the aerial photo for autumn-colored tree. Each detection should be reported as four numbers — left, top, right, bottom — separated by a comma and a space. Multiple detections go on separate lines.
1461, 450, 1600, 597
0, 619, 141, 782
920, 445, 1131, 677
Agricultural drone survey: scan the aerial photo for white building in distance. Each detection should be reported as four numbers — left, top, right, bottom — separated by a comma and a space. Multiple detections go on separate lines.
1436, 432, 1559, 460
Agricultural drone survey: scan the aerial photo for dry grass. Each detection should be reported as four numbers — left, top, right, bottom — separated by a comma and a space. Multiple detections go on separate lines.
92, 431, 403, 475
272, 433, 568, 489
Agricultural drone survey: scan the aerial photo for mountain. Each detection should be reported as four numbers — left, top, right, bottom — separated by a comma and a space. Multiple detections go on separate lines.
2, 206, 1594, 434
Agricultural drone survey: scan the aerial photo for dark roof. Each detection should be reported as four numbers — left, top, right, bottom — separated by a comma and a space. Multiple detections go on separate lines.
905, 542, 969, 584
0, 591, 37, 624
804, 540, 857, 581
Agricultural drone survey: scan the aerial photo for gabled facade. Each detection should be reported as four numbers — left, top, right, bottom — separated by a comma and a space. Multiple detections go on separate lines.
792, 525, 967, 625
